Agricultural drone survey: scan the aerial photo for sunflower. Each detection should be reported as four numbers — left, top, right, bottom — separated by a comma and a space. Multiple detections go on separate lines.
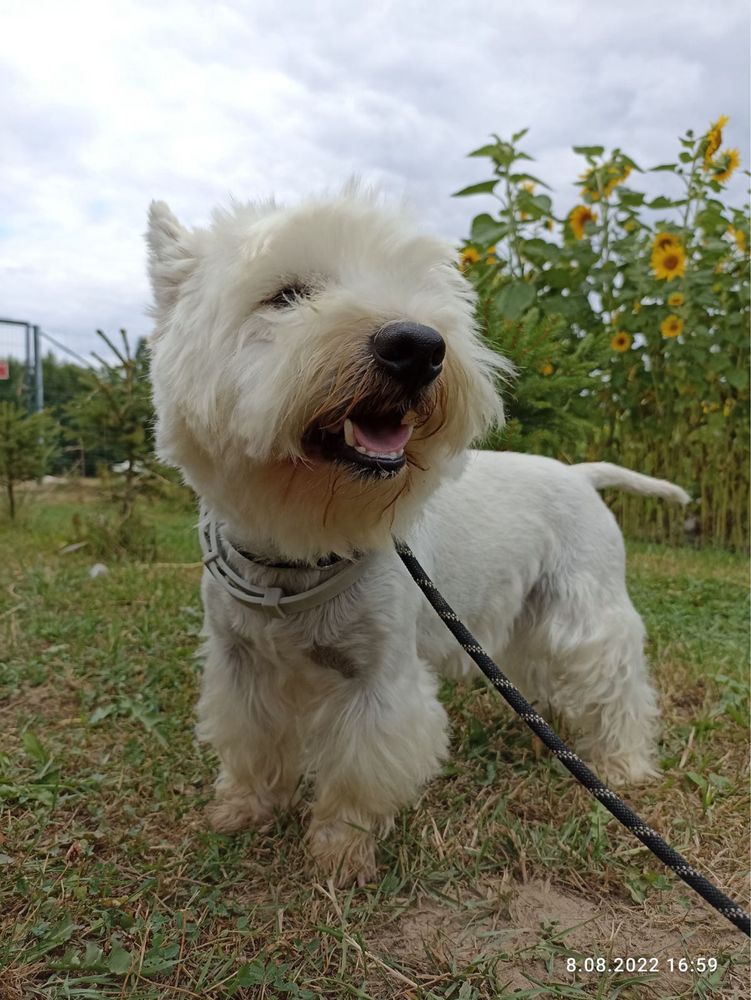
667, 292, 684, 308
603, 164, 631, 198
610, 331, 631, 352
729, 225, 747, 254
660, 314, 684, 339
652, 232, 680, 252
569, 205, 597, 240
459, 247, 480, 269
703, 115, 729, 166
709, 148, 741, 184
520, 181, 536, 194
540, 361, 554, 376
651, 241, 687, 281
580, 163, 631, 200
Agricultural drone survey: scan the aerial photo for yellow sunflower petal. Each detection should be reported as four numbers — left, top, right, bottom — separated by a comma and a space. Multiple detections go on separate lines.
703, 115, 729, 166
459, 247, 480, 268
711, 148, 741, 184
569, 205, 598, 240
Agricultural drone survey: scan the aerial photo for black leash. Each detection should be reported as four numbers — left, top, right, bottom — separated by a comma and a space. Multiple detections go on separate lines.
395, 540, 750, 937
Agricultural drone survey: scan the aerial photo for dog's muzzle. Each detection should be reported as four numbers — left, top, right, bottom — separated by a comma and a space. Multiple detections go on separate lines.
302, 322, 446, 477
371, 322, 445, 392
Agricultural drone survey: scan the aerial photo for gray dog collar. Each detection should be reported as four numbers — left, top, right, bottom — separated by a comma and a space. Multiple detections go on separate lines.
198, 512, 371, 618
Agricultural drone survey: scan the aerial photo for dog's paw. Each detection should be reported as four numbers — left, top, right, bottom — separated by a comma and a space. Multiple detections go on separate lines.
308, 819, 378, 887
591, 753, 659, 787
206, 789, 275, 834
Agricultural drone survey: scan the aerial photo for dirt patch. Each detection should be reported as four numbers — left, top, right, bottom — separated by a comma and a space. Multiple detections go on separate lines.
379, 877, 747, 997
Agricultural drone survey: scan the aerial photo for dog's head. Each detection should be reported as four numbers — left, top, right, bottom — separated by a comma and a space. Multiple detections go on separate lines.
147, 187, 507, 559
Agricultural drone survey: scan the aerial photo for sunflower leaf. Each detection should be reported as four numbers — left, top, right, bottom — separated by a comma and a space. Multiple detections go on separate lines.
573, 145, 605, 157
494, 282, 536, 320
467, 144, 499, 159
452, 180, 499, 197
470, 214, 507, 245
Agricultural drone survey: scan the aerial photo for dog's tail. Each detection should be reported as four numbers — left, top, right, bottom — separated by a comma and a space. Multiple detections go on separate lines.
573, 462, 691, 504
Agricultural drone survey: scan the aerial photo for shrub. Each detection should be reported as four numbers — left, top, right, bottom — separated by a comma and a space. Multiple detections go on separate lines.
0, 403, 59, 519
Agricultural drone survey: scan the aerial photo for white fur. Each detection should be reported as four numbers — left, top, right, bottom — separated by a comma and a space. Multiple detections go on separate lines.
147, 189, 687, 886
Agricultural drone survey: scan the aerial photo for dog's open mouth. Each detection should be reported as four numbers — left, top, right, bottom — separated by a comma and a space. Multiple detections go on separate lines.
304, 411, 414, 475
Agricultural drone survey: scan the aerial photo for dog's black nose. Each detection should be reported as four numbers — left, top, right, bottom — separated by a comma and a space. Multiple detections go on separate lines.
372, 322, 446, 390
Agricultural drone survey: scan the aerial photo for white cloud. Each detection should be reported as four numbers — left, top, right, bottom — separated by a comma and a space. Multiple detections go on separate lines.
0, 0, 748, 359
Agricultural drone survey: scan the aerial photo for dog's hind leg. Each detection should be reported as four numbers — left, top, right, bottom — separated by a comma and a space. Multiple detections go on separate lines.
306, 657, 448, 886
196, 635, 302, 833
539, 591, 660, 786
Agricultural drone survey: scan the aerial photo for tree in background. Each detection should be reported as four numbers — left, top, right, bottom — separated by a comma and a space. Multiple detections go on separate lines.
60, 329, 170, 560
0, 403, 59, 519
0, 353, 123, 475
41, 354, 91, 473
457, 118, 749, 548
66, 329, 156, 517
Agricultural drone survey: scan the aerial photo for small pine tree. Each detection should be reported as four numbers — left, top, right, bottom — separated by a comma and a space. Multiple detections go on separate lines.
66, 329, 156, 517
0, 403, 59, 519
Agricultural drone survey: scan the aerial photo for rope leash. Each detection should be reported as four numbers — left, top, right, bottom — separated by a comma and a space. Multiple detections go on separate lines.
394, 539, 750, 937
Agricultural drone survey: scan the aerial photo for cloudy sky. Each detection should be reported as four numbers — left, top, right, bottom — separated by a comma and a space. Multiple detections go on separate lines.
1, 0, 748, 362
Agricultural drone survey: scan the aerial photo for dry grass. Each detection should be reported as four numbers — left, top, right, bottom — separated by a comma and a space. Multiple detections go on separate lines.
0, 491, 748, 998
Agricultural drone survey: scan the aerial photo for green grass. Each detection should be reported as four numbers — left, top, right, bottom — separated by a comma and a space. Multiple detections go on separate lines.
1, 487, 748, 999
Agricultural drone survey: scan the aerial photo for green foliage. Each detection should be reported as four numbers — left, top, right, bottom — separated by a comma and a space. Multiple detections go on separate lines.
458, 118, 749, 548
0, 346, 158, 478
79, 507, 159, 562
0, 403, 59, 519
66, 330, 157, 519
41, 355, 93, 474
480, 309, 599, 460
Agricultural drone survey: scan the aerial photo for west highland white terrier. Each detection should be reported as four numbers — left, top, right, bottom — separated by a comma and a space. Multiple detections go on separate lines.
146, 187, 689, 885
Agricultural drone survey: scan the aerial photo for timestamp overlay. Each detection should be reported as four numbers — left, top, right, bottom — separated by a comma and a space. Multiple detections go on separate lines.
563, 956, 720, 976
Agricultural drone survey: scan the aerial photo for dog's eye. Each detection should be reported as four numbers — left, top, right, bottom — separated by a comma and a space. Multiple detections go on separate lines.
263, 283, 313, 309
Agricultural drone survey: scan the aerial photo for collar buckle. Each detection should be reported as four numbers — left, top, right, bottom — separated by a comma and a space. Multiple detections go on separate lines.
198, 509, 371, 615
260, 586, 285, 617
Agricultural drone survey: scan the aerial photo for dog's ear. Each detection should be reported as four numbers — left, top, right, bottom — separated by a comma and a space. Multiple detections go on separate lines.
146, 201, 197, 312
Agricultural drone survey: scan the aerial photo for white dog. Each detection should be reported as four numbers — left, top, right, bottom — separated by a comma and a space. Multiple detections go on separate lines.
146, 187, 689, 885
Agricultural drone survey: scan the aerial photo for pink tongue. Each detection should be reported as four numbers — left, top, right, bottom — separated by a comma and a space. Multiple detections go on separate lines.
352, 421, 412, 453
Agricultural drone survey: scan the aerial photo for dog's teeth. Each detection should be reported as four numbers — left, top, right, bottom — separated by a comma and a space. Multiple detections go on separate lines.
353, 445, 405, 461
343, 418, 355, 447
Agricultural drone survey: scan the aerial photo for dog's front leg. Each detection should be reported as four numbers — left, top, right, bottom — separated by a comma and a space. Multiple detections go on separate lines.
196, 630, 302, 834
306, 656, 448, 887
